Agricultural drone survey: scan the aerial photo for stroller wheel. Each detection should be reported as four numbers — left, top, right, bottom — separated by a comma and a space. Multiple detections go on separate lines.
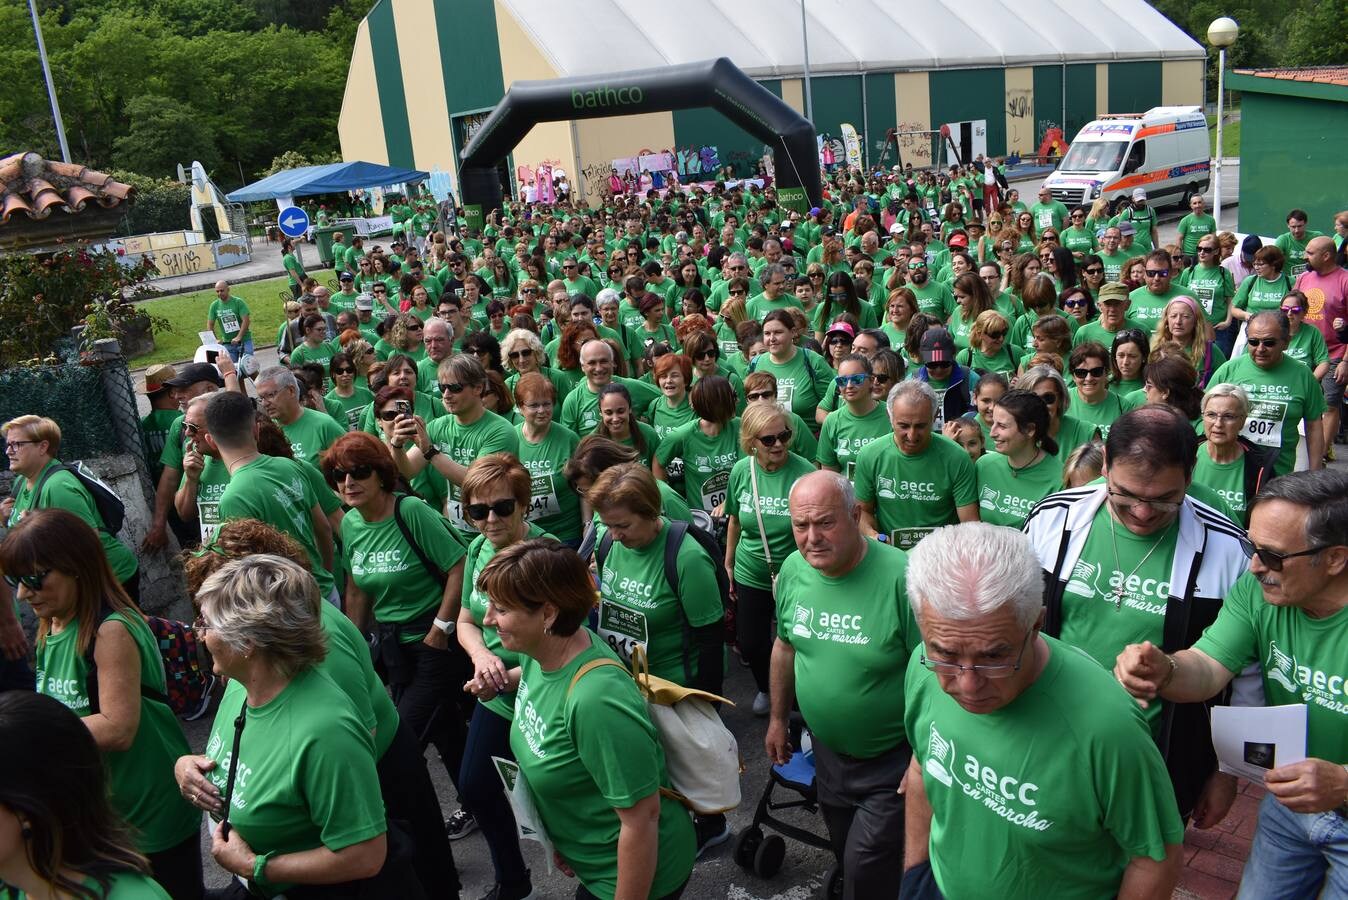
734, 826, 763, 869
820, 863, 844, 898
753, 834, 786, 878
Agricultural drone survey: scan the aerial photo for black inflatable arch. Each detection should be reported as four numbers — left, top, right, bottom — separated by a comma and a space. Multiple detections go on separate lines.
458, 57, 821, 227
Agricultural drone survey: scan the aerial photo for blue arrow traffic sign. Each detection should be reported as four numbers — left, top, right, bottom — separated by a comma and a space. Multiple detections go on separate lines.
277, 206, 310, 238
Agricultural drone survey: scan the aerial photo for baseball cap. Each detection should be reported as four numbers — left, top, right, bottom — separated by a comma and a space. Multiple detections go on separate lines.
355, 292, 375, 310
338, 271, 354, 282
888, 222, 904, 235
1118, 222, 1137, 237
819, 225, 837, 237
144, 364, 177, 395
1132, 188, 1147, 201
1097, 282, 1130, 304
919, 327, 957, 364
163, 362, 224, 388
1241, 234, 1263, 263
947, 233, 969, 248
825, 321, 857, 341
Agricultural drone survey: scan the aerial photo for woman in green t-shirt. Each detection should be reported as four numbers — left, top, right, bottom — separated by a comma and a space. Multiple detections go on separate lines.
1111, 328, 1149, 396
1015, 365, 1101, 464
646, 354, 697, 442
957, 309, 1018, 378
975, 390, 1064, 528
752, 309, 832, 434
1068, 341, 1129, 440
948, 272, 994, 352
513, 373, 584, 544
324, 351, 374, 431
0, 510, 198, 898
325, 432, 471, 812
592, 383, 658, 468
477, 538, 696, 900
654, 376, 742, 514
189, 555, 416, 897
0, 691, 174, 899
455, 455, 543, 900
281, 238, 305, 297
1193, 384, 1277, 525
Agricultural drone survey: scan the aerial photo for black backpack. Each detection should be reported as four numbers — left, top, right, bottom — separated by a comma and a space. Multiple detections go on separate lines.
33, 461, 126, 534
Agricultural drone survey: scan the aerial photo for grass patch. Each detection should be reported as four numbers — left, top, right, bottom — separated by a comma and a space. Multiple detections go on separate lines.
130, 276, 294, 366
1206, 114, 1241, 158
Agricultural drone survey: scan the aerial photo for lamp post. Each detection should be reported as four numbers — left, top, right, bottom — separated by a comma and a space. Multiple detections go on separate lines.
27, 0, 71, 163
800, 0, 813, 125
1207, 16, 1239, 230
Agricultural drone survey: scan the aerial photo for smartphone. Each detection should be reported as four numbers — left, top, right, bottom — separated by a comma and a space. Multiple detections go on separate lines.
205, 349, 219, 364
395, 400, 413, 417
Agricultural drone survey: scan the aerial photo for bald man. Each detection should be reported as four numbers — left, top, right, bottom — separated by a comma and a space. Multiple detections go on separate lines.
1294, 235, 1348, 461
205, 280, 252, 361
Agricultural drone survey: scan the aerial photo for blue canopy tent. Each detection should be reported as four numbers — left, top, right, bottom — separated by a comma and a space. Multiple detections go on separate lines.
227, 161, 429, 202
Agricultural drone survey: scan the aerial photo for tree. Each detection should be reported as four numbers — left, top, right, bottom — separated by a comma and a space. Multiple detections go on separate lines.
112, 94, 219, 177
1284, 0, 1348, 67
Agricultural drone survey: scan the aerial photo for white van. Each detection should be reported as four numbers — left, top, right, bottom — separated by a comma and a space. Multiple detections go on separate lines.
1043, 106, 1210, 212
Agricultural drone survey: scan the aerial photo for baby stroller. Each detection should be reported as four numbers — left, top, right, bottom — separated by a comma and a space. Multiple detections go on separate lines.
734, 727, 843, 898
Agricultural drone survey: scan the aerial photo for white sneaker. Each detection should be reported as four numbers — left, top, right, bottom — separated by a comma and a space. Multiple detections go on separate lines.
752, 691, 770, 717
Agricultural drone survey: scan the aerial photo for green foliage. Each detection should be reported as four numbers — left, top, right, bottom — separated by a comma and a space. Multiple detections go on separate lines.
0, 245, 159, 369
128, 275, 293, 365
262, 150, 343, 178
2, 0, 375, 189
107, 169, 192, 237
1283, 0, 1348, 67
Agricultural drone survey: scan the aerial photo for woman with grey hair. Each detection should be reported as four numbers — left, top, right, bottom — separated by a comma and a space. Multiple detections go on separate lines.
1014, 364, 1099, 464
185, 555, 421, 898
1194, 382, 1278, 525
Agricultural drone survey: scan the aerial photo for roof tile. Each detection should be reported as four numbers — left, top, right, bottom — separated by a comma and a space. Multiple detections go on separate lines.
1233, 66, 1348, 87
0, 151, 135, 225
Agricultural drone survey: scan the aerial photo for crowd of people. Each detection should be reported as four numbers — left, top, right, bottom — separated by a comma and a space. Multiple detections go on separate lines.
1, 162, 1347, 900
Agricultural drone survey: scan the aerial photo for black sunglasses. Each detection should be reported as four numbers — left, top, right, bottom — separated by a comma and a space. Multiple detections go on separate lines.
332, 464, 375, 481
1246, 337, 1281, 349
1253, 544, 1331, 572
508, 349, 534, 361
746, 390, 776, 401
758, 429, 793, 447
439, 382, 467, 394
3, 570, 50, 591
332, 367, 355, 376
1073, 366, 1107, 379
466, 498, 517, 521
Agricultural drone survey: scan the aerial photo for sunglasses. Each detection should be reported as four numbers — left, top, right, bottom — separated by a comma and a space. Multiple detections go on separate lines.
873, 373, 893, 384
1198, 246, 1217, 254
908, 261, 927, 270
1246, 337, 1280, 349
1281, 306, 1304, 315
695, 349, 718, 361
3, 570, 50, 591
508, 349, 534, 361
332, 367, 355, 376
746, 390, 776, 401
1145, 270, 1170, 278
439, 382, 467, 394
465, 498, 517, 521
834, 373, 869, 388
332, 464, 375, 481
827, 335, 852, 346
408, 324, 424, 332
809, 272, 824, 279
758, 429, 793, 447
729, 288, 747, 295
1252, 544, 1332, 572
1084, 267, 1104, 275
1034, 392, 1059, 406
925, 360, 953, 369
988, 220, 1003, 226
985, 330, 1007, 340
521, 287, 538, 294
1072, 366, 1107, 379
1063, 298, 1089, 309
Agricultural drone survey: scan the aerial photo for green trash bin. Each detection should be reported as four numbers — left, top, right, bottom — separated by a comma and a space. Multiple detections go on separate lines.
314, 225, 341, 267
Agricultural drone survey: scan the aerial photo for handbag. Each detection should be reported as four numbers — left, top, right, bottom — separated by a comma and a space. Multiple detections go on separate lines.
748, 458, 777, 601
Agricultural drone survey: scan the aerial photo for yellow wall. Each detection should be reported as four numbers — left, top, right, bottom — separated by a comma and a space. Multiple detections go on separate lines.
780, 79, 805, 116
339, 24, 389, 165
1162, 60, 1205, 106
393, 0, 456, 173
894, 72, 933, 167
494, 0, 577, 193
574, 113, 676, 208
1096, 63, 1110, 115
1003, 67, 1035, 156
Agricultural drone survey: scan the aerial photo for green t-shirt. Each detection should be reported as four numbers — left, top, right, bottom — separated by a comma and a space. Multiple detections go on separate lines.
1233, 273, 1295, 316
817, 402, 892, 477
957, 344, 1020, 379
560, 377, 661, 438
317, 600, 399, 759
1059, 507, 1179, 732
975, 451, 1063, 528
8, 461, 137, 582
646, 395, 698, 445
35, 612, 198, 853
1275, 230, 1325, 278
341, 495, 466, 640
655, 420, 742, 513
727, 453, 817, 591
1052, 415, 1101, 464
1072, 317, 1142, 349
1031, 200, 1068, 236
908, 280, 956, 321
1194, 571, 1348, 763
1207, 353, 1326, 476
1060, 225, 1097, 258
139, 408, 180, 482
218, 455, 335, 597
1177, 264, 1235, 326
748, 349, 833, 433
324, 385, 375, 431
1126, 285, 1183, 330
597, 520, 724, 683
746, 293, 803, 321
278, 407, 345, 468
515, 422, 583, 541
776, 539, 921, 757
208, 296, 252, 342
463, 522, 550, 719
1097, 249, 1132, 282
511, 631, 695, 900
3, 873, 172, 899
1191, 449, 1249, 524
905, 635, 1184, 900
183, 454, 232, 544
1175, 213, 1216, 257
853, 434, 977, 549
1068, 388, 1129, 441
1286, 324, 1330, 372
288, 341, 337, 379
282, 251, 307, 287
204, 673, 386, 893
426, 409, 520, 539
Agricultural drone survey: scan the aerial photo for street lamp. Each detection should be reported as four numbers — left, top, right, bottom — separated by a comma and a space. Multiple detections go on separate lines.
1207, 16, 1239, 230
800, 0, 814, 125
27, 0, 70, 163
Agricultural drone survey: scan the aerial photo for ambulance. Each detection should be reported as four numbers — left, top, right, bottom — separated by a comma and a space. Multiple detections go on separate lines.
1042, 106, 1210, 212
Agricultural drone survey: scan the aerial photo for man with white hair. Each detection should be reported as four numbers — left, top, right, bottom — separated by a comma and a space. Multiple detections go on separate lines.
254, 366, 344, 467
416, 317, 455, 394
766, 470, 920, 900
902, 522, 1183, 899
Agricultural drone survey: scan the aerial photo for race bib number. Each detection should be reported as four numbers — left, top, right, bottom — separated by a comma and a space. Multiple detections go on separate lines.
664, 456, 685, 481
1036, 210, 1054, 230
198, 501, 220, 544
1242, 398, 1287, 449
597, 601, 648, 663
1191, 284, 1216, 315
700, 470, 730, 514
891, 527, 934, 550
344, 407, 362, 430
527, 473, 560, 520
776, 381, 796, 406
218, 309, 240, 334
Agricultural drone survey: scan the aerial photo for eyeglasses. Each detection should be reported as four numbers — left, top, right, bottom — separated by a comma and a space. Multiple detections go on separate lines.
757, 429, 793, 447
3, 570, 50, 591
562, 264, 576, 269
5, 440, 37, 451
332, 464, 375, 481
1034, 392, 1058, 406
439, 382, 467, 394
1198, 246, 1217, 254
746, 390, 776, 401
908, 261, 927, 270
376, 409, 406, 422
834, 373, 870, 388
332, 367, 355, 376
521, 287, 538, 294
985, 330, 1007, 340
1202, 411, 1241, 424
695, 349, 718, 361
1107, 488, 1181, 514
1084, 267, 1104, 275
827, 335, 851, 346
508, 349, 534, 361
1251, 544, 1332, 572
920, 630, 1032, 679
1063, 297, 1089, 309
873, 373, 893, 384
809, 272, 824, 279
1070, 213, 1085, 220
407, 324, 424, 332
1246, 337, 1280, 349
1072, 365, 1106, 379
988, 220, 1003, 227
1145, 270, 1169, 278
465, 498, 517, 521
828, 292, 849, 300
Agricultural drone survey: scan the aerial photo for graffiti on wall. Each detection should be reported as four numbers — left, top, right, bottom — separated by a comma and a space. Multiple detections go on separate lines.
1006, 89, 1033, 149
895, 122, 933, 167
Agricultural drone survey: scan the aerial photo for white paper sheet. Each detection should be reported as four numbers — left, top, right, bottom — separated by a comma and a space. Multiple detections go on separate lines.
1211, 703, 1307, 781
492, 756, 555, 874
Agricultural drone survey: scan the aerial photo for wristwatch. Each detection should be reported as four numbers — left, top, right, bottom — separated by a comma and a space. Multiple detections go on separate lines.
423, 444, 441, 461
434, 617, 457, 635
